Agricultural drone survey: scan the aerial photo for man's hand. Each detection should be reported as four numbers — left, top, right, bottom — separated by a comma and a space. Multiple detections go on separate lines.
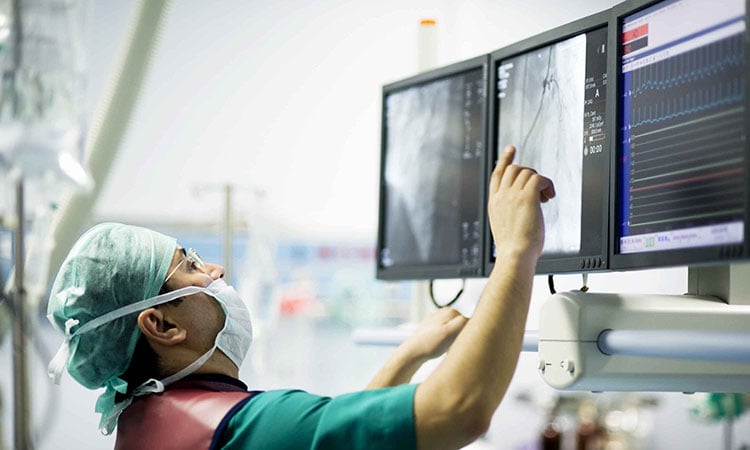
488, 145, 555, 262
402, 307, 468, 362
366, 308, 467, 389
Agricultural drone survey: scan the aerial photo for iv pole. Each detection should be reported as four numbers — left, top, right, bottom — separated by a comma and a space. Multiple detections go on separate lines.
9, 0, 32, 446
11, 179, 31, 450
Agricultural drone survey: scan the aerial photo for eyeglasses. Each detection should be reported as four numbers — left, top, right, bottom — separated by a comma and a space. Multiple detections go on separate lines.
164, 248, 206, 283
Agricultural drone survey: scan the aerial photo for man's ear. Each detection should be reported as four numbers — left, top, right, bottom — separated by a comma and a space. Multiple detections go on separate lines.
137, 308, 187, 346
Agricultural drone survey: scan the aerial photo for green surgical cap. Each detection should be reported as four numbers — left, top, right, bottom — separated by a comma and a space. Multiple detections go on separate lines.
47, 222, 176, 389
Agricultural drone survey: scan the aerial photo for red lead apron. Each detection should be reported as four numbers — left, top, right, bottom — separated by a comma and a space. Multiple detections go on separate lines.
115, 379, 255, 450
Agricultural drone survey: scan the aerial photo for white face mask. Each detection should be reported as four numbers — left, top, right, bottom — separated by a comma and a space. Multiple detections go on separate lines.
205, 278, 254, 369
152, 278, 253, 387
48, 278, 253, 392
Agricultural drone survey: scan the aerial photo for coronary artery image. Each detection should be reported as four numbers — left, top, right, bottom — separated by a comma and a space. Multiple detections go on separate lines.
496, 34, 586, 255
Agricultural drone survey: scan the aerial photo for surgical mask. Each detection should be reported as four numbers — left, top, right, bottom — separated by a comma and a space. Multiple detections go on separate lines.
48, 278, 253, 433
144, 278, 253, 390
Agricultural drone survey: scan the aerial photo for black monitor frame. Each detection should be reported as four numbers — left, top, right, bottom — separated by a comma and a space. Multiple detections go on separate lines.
608, 0, 750, 271
376, 55, 490, 280
484, 10, 612, 276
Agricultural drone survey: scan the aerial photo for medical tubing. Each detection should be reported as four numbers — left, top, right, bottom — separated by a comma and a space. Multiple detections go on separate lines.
597, 329, 750, 363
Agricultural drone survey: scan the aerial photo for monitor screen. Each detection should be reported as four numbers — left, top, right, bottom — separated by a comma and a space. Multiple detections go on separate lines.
611, 0, 747, 269
377, 56, 488, 280
486, 11, 610, 275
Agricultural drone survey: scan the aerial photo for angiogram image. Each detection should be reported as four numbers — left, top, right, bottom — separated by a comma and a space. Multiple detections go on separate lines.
497, 34, 586, 254
382, 77, 466, 267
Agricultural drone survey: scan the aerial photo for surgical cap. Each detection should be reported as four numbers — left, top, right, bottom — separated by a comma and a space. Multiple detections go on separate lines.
47, 222, 176, 390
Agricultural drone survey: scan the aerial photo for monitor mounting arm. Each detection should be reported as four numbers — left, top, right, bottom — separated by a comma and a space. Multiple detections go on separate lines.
538, 264, 750, 393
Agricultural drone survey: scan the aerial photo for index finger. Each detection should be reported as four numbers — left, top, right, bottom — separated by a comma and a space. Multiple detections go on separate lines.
489, 145, 516, 193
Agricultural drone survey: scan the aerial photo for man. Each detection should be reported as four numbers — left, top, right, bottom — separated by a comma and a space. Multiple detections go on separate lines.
47, 145, 554, 449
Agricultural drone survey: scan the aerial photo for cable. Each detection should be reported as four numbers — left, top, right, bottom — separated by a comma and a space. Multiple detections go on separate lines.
548, 274, 589, 295
547, 275, 556, 295
429, 279, 465, 308
580, 273, 589, 292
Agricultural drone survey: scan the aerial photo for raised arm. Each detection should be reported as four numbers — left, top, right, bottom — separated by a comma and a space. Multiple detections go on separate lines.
413, 145, 555, 450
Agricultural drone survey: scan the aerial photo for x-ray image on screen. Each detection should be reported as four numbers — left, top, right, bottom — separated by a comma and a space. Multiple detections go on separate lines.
384, 79, 460, 265
497, 34, 586, 255
381, 68, 484, 271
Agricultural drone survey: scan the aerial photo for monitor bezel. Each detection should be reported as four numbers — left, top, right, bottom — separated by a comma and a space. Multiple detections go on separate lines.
484, 10, 612, 276
376, 55, 490, 281
607, 0, 750, 271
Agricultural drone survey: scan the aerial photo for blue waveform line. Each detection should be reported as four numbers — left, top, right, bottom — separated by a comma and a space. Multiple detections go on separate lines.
631, 54, 743, 98
630, 92, 743, 128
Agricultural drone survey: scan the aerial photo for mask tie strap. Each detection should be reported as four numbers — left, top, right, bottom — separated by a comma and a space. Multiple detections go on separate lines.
47, 285, 205, 385
132, 378, 165, 396
74, 285, 204, 336
47, 318, 80, 384
162, 347, 215, 386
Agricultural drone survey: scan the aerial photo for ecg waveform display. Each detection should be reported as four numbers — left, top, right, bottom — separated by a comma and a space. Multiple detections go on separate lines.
619, 29, 746, 253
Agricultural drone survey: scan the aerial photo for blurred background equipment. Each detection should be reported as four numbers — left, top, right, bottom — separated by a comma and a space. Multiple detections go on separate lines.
0, 0, 171, 447
1, 0, 93, 447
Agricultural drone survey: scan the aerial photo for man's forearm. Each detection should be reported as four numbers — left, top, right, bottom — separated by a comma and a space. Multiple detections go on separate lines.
414, 146, 553, 449
366, 347, 426, 389
444, 255, 535, 409
414, 252, 536, 449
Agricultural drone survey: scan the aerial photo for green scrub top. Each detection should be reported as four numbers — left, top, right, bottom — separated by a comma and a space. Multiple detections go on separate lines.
216, 383, 418, 449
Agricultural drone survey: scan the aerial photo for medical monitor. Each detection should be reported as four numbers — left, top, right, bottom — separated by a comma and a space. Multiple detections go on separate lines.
609, 0, 748, 270
484, 11, 611, 275
376, 56, 489, 280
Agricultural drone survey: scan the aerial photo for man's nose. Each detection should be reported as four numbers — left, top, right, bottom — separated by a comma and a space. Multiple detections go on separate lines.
206, 263, 225, 280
